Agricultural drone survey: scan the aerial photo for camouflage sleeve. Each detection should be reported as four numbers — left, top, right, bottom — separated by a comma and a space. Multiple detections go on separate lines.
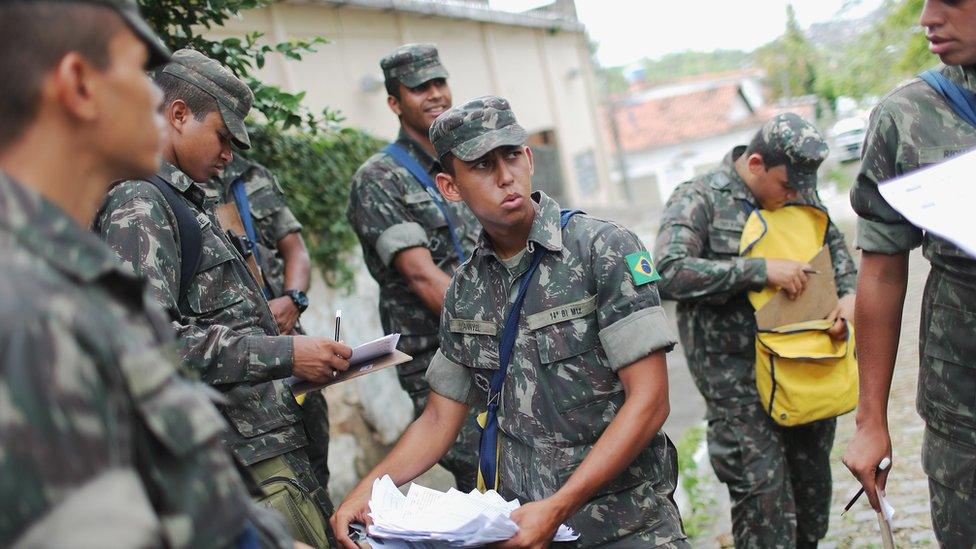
347, 168, 429, 266
98, 184, 292, 385
248, 177, 302, 244
850, 103, 924, 254
825, 219, 858, 296
426, 277, 475, 404
591, 223, 677, 371
0, 313, 158, 542
653, 182, 767, 304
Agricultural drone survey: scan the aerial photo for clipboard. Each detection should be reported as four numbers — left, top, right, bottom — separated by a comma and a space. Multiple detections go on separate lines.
754, 245, 837, 330
288, 349, 412, 397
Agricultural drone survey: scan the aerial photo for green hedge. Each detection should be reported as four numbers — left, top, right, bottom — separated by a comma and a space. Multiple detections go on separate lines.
245, 123, 383, 290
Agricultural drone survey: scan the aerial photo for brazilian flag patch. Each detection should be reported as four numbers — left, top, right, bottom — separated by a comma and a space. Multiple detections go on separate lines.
626, 251, 661, 285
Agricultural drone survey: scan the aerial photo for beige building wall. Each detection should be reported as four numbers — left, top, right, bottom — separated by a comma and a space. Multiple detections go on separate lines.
210, 1, 615, 207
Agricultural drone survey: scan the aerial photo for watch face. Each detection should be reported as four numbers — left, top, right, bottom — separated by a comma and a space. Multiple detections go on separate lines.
289, 290, 309, 311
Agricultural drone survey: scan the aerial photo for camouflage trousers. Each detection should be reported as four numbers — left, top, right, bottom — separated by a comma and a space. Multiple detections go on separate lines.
706, 400, 835, 549
923, 427, 976, 547
397, 347, 480, 492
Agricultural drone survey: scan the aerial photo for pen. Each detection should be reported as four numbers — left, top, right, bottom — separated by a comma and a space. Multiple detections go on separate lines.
334, 309, 341, 341
803, 268, 820, 275
842, 456, 891, 515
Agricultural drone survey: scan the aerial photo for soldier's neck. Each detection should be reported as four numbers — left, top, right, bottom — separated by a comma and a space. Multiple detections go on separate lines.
400, 123, 436, 158
488, 209, 535, 260
0, 123, 112, 228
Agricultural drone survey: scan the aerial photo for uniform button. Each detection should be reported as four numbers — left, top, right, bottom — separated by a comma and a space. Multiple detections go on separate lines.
780, 413, 788, 420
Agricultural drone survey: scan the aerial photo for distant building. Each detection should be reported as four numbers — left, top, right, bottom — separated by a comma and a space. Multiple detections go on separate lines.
605, 69, 817, 205
210, 0, 616, 207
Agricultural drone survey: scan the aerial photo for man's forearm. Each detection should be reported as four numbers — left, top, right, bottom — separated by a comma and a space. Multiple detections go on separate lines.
279, 233, 311, 292
853, 252, 910, 426
549, 352, 670, 519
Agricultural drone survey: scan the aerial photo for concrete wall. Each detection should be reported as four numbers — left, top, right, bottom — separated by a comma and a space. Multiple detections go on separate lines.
209, 1, 615, 207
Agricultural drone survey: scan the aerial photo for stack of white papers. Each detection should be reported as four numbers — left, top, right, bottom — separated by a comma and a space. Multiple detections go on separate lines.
363, 475, 579, 547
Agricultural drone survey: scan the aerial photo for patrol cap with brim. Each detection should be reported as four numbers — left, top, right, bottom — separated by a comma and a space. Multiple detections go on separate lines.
757, 112, 829, 192
380, 43, 449, 89
160, 49, 254, 149
430, 95, 528, 162
48, 0, 171, 68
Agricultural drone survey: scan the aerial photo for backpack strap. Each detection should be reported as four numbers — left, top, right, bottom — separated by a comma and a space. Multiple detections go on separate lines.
919, 69, 976, 128
477, 208, 583, 491
230, 177, 272, 299
382, 143, 468, 262
146, 174, 202, 302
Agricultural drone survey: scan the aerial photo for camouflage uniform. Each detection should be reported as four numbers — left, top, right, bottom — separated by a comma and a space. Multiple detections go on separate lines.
215, 157, 333, 507
654, 115, 858, 548
95, 50, 332, 546
0, 172, 292, 544
425, 96, 688, 548
346, 43, 481, 491
850, 64, 976, 546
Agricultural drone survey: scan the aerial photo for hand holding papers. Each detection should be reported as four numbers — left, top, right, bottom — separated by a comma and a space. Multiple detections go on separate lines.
363, 475, 579, 547
288, 334, 411, 397
878, 146, 976, 258
755, 246, 838, 330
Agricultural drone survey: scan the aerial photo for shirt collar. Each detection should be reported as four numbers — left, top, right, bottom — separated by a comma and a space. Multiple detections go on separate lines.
0, 170, 132, 283
948, 64, 976, 94
158, 160, 213, 206
395, 127, 439, 175
474, 190, 564, 258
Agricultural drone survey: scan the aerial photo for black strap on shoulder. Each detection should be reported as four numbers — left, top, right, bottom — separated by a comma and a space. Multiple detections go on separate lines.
146, 174, 202, 301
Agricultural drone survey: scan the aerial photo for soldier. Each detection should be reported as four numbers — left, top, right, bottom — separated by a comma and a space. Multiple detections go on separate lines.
842, 1, 976, 544
214, 156, 334, 514
347, 43, 481, 491
0, 1, 294, 547
653, 114, 858, 548
334, 96, 688, 549
94, 48, 352, 547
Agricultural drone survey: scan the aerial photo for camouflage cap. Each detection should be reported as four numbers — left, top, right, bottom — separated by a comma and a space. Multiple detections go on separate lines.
46, 0, 171, 68
380, 43, 449, 89
160, 49, 254, 149
430, 95, 528, 162
757, 113, 829, 190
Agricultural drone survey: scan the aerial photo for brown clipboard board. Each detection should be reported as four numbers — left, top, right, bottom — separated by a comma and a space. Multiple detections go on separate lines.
289, 349, 413, 397
754, 245, 837, 330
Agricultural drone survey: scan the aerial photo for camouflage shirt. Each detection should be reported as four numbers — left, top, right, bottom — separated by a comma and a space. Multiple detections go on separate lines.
96, 161, 305, 466
0, 171, 290, 548
426, 192, 685, 547
213, 157, 303, 297
850, 64, 976, 447
654, 147, 858, 414
347, 129, 480, 356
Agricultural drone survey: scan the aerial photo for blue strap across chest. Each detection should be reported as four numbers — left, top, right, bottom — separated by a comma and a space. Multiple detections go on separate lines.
230, 178, 271, 299
477, 209, 582, 489
383, 143, 467, 261
919, 69, 976, 128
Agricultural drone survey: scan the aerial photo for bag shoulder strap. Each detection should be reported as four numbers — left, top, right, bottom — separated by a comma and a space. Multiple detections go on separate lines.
146, 174, 202, 301
919, 69, 976, 128
478, 209, 582, 489
383, 143, 468, 261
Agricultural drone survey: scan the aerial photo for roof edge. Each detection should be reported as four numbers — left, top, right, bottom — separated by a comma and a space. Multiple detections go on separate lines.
285, 0, 584, 32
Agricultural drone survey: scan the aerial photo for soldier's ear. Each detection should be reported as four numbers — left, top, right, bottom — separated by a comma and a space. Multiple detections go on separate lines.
387, 95, 402, 117
167, 99, 190, 133
436, 170, 462, 202
524, 146, 534, 176
746, 153, 767, 174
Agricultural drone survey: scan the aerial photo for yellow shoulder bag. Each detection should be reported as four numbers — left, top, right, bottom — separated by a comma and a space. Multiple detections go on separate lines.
739, 205, 858, 426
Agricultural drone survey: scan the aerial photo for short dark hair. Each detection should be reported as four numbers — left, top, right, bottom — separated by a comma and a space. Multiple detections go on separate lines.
744, 132, 791, 171
384, 77, 402, 100
0, 1, 123, 151
438, 152, 456, 177
154, 71, 220, 121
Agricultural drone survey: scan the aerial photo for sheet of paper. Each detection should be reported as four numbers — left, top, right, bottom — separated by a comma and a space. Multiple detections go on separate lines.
351, 333, 401, 363
362, 475, 579, 546
878, 147, 976, 258
287, 348, 412, 396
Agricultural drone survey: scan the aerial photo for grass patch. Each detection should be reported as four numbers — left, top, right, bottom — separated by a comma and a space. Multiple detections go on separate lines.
676, 424, 716, 539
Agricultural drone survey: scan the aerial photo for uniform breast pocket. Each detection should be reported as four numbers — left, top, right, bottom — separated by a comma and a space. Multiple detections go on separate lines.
186, 235, 246, 316
707, 218, 744, 256
531, 298, 621, 418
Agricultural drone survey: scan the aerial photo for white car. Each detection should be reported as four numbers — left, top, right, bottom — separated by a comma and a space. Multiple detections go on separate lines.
829, 117, 867, 163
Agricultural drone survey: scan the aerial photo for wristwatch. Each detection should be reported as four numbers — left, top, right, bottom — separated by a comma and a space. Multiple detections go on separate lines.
284, 289, 309, 314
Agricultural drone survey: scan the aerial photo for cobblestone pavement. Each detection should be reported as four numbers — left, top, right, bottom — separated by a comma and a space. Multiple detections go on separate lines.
822, 250, 937, 548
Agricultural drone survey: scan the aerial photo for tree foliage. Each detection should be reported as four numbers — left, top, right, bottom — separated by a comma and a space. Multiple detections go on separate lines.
139, 0, 381, 287
756, 5, 819, 100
